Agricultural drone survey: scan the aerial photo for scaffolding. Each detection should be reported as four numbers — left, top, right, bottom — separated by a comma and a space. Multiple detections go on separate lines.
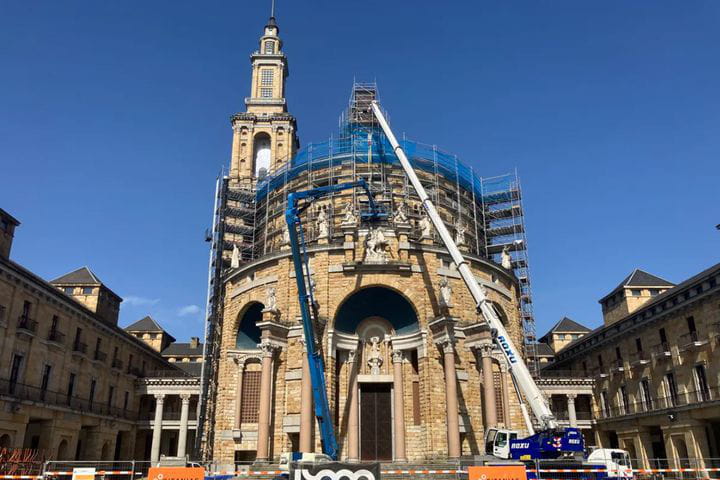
200, 84, 540, 456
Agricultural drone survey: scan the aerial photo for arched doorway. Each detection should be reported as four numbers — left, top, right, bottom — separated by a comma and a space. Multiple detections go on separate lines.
56, 439, 69, 460
100, 442, 110, 460
236, 302, 264, 349
0, 434, 11, 448
334, 286, 419, 461
253, 133, 271, 178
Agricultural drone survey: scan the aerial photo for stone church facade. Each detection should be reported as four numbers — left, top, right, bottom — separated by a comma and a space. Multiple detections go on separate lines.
208, 15, 530, 464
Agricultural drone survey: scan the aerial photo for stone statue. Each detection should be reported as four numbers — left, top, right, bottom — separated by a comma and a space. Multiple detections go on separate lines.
455, 223, 466, 246
364, 227, 388, 263
439, 277, 452, 308
393, 202, 409, 225
316, 209, 329, 239
341, 202, 357, 226
264, 286, 278, 313
501, 245, 512, 270
231, 244, 240, 269
367, 336, 383, 375
419, 215, 432, 238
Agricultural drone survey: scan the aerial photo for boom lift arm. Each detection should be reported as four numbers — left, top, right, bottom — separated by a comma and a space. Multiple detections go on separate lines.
285, 179, 385, 460
370, 101, 558, 432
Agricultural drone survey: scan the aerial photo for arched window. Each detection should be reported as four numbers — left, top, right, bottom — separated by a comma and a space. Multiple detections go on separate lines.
253, 133, 271, 178
264, 40, 274, 54
236, 302, 263, 349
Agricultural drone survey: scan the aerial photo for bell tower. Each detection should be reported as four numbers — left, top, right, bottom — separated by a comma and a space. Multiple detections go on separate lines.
230, 14, 298, 183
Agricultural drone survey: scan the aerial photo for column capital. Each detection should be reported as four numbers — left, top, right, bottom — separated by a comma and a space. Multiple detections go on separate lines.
441, 340, 455, 355
180, 393, 192, 403
154, 394, 166, 402
477, 342, 494, 357
259, 339, 278, 358
392, 350, 404, 364
347, 349, 357, 364
566, 393, 577, 401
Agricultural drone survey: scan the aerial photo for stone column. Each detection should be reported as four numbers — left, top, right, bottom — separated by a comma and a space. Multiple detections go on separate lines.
479, 344, 498, 429
177, 394, 191, 458
256, 341, 276, 462
300, 341, 313, 453
442, 341, 461, 458
567, 393, 578, 428
234, 362, 245, 430
392, 350, 407, 462
150, 394, 165, 463
347, 350, 359, 462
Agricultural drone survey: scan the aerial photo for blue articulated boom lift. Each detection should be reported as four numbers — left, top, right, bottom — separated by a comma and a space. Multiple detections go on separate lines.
284, 179, 386, 462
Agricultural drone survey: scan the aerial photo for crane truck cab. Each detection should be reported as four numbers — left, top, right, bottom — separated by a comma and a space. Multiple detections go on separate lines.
485, 428, 518, 459
587, 448, 634, 479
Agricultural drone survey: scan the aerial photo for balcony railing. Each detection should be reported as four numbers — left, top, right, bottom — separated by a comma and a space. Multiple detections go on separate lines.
111, 358, 124, 370
629, 350, 649, 365
678, 330, 706, 349
610, 359, 625, 372
73, 341, 88, 354
0, 378, 137, 420
93, 350, 107, 362
650, 342, 672, 358
46, 329, 65, 344
16, 316, 38, 333
597, 386, 718, 420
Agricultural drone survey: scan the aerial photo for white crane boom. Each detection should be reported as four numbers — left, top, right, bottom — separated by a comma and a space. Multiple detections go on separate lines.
370, 101, 557, 431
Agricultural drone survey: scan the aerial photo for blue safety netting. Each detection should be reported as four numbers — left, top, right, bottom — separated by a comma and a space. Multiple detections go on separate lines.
255, 125, 514, 204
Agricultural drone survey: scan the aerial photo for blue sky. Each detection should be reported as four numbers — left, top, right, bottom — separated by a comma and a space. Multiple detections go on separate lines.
1, 1, 719, 341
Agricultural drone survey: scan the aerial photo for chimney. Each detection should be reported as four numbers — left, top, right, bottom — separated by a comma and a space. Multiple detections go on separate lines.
190, 337, 200, 349
0, 209, 20, 260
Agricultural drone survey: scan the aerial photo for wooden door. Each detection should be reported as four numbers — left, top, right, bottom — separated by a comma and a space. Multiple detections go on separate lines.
360, 383, 392, 461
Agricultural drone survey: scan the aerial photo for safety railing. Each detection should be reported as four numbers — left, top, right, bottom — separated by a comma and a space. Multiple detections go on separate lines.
17, 315, 38, 333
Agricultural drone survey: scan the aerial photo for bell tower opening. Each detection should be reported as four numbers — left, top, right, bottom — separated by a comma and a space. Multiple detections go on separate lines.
253, 132, 271, 178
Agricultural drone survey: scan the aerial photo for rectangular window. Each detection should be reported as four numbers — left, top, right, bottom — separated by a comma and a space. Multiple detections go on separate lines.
260, 87, 273, 98
640, 379, 653, 411
260, 69, 274, 86
123, 391, 129, 411
632, 289, 641, 296
240, 371, 261, 423
22, 300, 31, 318
40, 364, 52, 400
664, 373, 678, 407
687, 316, 696, 333
635, 338, 643, 352
600, 390, 610, 417
128, 354, 134, 373
597, 354, 604, 368
107, 385, 115, 407
89, 379, 97, 407
82, 287, 93, 295
64, 287, 74, 295
615, 347, 622, 360
619, 386, 629, 415
493, 371, 505, 423
694, 365, 710, 402
67, 373, 76, 403
9, 354, 23, 393
0, 304, 6, 322
649, 289, 659, 296
659, 327, 668, 346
